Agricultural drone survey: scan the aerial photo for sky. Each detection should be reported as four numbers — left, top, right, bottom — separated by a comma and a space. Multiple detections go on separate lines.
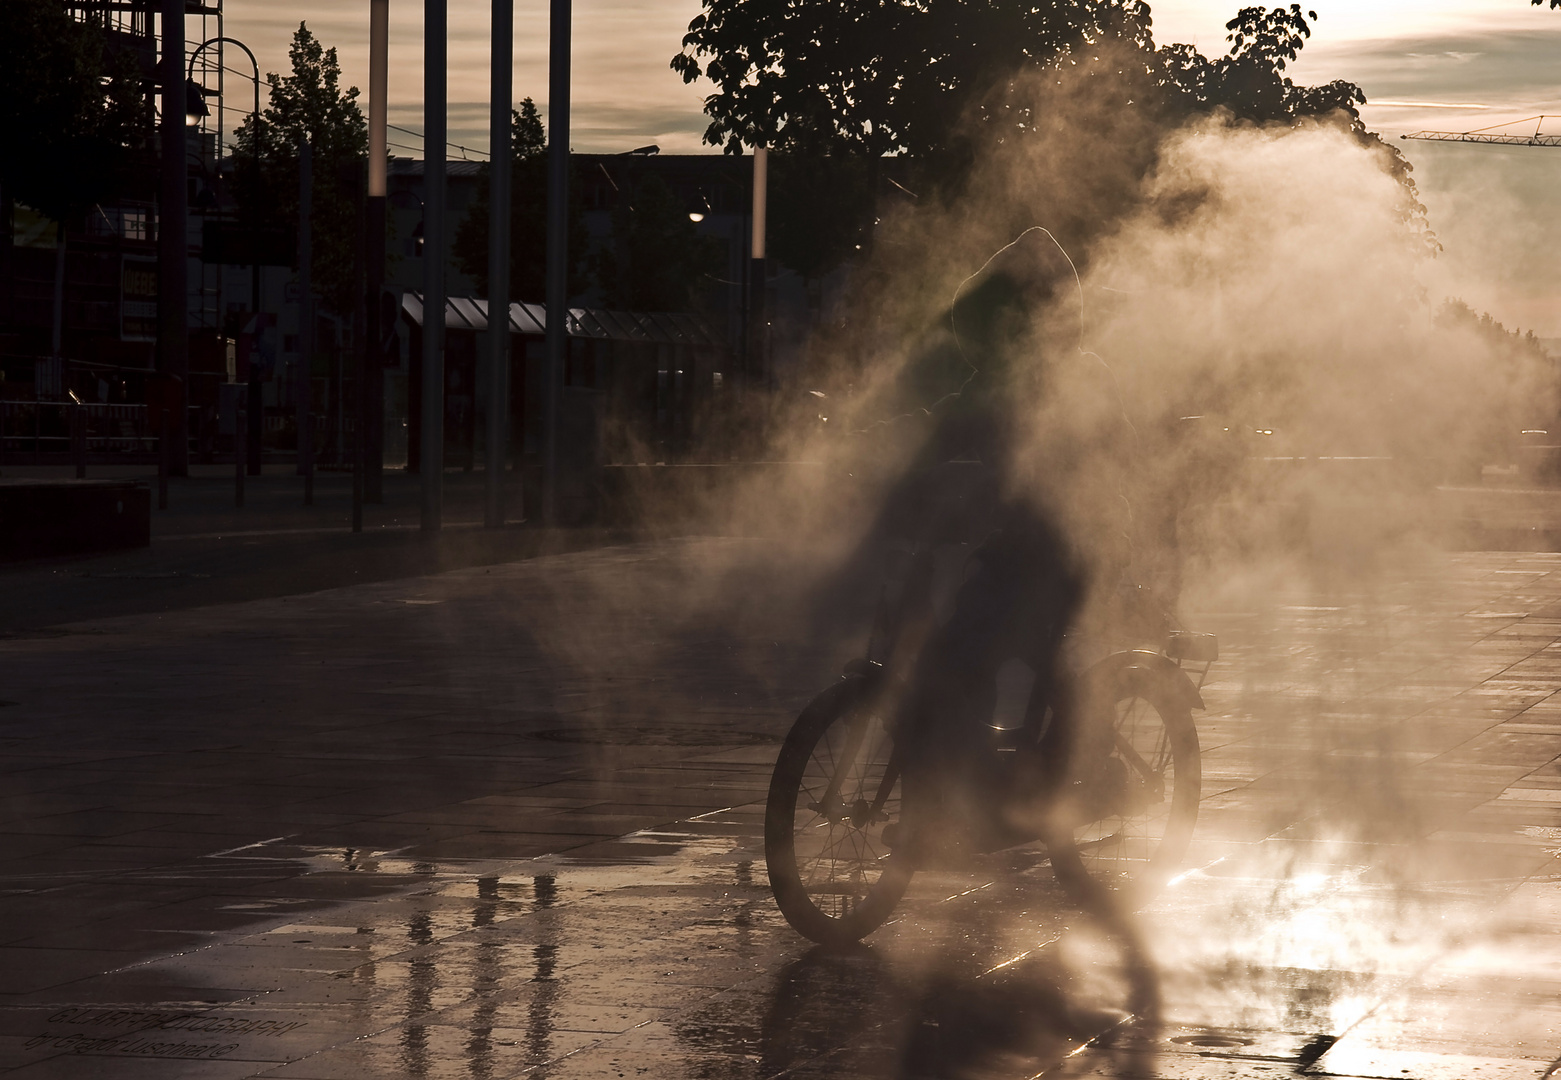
217, 0, 1561, 334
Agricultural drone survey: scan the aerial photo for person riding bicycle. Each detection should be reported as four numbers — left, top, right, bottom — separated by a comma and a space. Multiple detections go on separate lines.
847, 233, 1149, 861
765, 234, 1210, 943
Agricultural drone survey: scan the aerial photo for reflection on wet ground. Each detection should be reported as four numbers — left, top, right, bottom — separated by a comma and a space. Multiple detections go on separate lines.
3, 542, 1561, 1076
3, 815, 1557, 1078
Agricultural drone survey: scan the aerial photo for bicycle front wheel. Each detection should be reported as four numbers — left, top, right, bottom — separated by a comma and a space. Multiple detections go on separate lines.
1049, 665, 1201, 906
765, 677, 912, 945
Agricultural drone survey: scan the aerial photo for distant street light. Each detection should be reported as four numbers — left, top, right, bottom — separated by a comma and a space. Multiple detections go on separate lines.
188, 38, 262, 148
188, 36, 265, 477
183, 80, 209, 127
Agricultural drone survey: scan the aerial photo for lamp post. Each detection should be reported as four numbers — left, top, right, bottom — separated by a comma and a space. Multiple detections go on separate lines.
158, 0, 189, 476
298, 136, 314, 506
188, 37, 265, 479
542, 0, 570, 527
748, 147, 767, 389
486, 0, 513, 528
422, 0, 448, 532
688, 170, 758, 393
364, 0, 388, 504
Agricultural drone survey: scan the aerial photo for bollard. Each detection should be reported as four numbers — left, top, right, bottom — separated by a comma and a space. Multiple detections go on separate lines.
72, 405, 86, 479
235, 398, 245, 507
352, 434, 363, 533
157, 412, 169, 510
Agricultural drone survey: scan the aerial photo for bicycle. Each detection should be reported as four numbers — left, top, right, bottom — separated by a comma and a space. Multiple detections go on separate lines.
764, 541, 1216, 946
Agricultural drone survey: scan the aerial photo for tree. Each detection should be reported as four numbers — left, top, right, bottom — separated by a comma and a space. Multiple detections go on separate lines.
1121, 5, 1370, 138
451, 99, 590, 300
672, 0, 1153, 161
1151, 7, 1427, 243
595, 173, 721, 312
676, 2, 1430, 282
0, 0, 147, 224
232, 23, 367, 316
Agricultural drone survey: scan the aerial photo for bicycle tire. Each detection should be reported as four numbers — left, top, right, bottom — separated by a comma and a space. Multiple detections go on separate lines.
765, 677, 913, 945
1048, 665, 1201, 906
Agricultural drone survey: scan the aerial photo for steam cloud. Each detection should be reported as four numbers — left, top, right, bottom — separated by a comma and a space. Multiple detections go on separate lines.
701, 67, 1561, 999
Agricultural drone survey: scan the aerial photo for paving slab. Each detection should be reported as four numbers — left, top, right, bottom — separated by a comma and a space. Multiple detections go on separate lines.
5, 539, 1561, 1076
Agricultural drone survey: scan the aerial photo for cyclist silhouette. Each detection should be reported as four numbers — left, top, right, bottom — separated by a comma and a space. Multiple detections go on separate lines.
851, 229, 1134, 859
769, 240, 1209, 939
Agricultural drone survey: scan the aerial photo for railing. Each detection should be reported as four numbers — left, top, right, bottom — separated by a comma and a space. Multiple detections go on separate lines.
0, 402, 349, 466
0, 402, 159, 462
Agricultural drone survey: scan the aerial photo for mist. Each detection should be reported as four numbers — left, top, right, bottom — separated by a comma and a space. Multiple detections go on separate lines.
677, 62, 1561, 1020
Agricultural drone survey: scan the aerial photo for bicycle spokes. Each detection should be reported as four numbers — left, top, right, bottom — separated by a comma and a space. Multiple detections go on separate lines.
1071, 693, 1180, 876
791, 713, 900, 917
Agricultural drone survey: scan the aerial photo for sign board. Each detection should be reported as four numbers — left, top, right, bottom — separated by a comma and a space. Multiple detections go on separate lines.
121, 256, 157, 342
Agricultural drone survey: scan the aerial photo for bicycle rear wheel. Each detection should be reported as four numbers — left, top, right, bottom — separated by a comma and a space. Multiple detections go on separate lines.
1049, 666, 1201, 906
765, 677, 912, 945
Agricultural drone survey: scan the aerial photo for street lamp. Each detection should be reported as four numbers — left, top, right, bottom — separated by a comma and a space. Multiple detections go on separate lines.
685, 172, 757, 382
184, 79, 209, 127
188, 38, 262, 155
189, 36, 265, 476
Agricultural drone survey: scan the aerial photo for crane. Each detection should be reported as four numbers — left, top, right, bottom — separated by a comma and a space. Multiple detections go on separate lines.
1402, 115, 1561, 147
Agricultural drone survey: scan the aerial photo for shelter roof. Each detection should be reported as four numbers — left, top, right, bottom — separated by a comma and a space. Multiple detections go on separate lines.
400, 294, 726, 347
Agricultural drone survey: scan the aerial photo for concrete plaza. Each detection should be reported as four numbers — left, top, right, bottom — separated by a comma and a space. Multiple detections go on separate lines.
1, 490, 1560, 1078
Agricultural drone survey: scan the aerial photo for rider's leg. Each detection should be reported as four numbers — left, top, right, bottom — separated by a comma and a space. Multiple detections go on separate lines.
897, 554, 1010, 855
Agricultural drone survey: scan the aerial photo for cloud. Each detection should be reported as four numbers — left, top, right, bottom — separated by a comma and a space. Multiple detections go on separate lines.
221, 0, 710, 155
1368, 101, 1490, 110
1294, 26, 1561, 133
1257, 22, 1561, 335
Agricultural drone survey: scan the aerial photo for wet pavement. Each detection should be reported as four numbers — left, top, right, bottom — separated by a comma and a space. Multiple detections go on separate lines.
2, 536, 1561, 1077
0, 468, 624, 634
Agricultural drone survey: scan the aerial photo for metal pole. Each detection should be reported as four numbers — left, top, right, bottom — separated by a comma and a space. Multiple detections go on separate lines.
158, 411, 169, 510
542, 0, 570, 527
421, 0, 447, 532
159, 0, 189, 476
51, 223, 65, 359
485, 0, 512, 528
248, 243, 263, 476
240, 41, 264, 477
748, 146, 767, 388
352, 159, 365, 534
72, 404, 85, 479
190, 39, 267, 480
364, 205, 386, 502
365, 0, 388, 504
298, 137, 314, 506
234, 387, 244, 505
